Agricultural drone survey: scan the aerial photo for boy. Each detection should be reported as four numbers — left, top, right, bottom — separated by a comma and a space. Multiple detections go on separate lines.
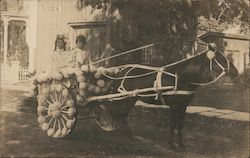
68, 35, 88, 67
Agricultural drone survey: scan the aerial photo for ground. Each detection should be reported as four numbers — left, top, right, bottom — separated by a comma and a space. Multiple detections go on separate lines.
0, 85, 249, 157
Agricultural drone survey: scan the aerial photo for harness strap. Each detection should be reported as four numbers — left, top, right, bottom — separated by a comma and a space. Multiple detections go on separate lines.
159, 94, 167, 105
210, 60, 213, 71
154, 68, 164, 100
117, 66, 136, 93
214, 58, 225, 71
154, 69, 180, 102
190, 71, 226, 86
162, 90, 195, 95
217, 50, 230, 70
190, 55, 228, 86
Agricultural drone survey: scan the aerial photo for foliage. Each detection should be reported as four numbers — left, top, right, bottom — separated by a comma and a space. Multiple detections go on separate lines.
81, 0, 197, 62
0, 0, 7, 11
81, 0, 249, 65
197, 16, 228, 35
8, 36, 29, 67
197, 0, 249, 35
0, 0, 24, 12
81, 0, 249, 35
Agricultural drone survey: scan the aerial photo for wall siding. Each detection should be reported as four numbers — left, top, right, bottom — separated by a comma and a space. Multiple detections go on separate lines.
36, 0, 103, 72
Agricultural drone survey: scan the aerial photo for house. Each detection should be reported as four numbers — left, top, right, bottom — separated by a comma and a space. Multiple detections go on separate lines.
1, 0, 38, 85
1, 0, 110, 85
34, 0, 110, 72
199, 32, 250, 74
1, 0, 204, 86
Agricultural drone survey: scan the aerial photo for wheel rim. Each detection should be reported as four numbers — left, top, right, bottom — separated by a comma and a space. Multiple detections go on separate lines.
93, 105, 122, 132
37, 83, 77, 138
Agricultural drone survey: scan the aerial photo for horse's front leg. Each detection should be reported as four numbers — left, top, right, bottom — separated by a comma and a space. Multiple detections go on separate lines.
168, 107, 177, 149
176, 105, 187, 149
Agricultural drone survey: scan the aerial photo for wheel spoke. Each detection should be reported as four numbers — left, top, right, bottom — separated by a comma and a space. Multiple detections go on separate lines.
50, 94, 56, 103
61, 110, 68, 114
58, 119, 61, 130
61, 96, 67, 106
48, 117, 54, 126
59, 93, 62, 103
55, 92, 59, 102
47, 100, 53, 105
62, 114, 69, 121
53, 119, 57, 130
61, 105, 70, 110
60, 118, 66, 128
44, 114, 51, 118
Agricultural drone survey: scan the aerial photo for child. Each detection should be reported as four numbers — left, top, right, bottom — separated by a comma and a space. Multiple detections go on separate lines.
68, 35, 88, 67
50, 34, 71, 69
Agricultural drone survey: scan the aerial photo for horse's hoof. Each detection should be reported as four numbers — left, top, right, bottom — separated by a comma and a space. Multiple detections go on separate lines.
177, 143, 186, 152
168, 143, 177, 151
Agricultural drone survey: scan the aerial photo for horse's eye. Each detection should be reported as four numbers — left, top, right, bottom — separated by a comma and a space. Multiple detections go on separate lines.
206, 50, 215, 60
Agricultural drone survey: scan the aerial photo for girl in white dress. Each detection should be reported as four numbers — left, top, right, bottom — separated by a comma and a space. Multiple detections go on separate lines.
50, 35, 71, 69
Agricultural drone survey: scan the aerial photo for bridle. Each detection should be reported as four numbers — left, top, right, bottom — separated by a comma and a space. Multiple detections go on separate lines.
189, 49, 231, 86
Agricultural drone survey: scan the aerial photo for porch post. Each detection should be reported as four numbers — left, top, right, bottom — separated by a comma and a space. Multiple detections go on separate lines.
25, 19, 34, 71
3, 16, 9, 64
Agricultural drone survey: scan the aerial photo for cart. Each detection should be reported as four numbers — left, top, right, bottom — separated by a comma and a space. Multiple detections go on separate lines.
30, 60, 185, 138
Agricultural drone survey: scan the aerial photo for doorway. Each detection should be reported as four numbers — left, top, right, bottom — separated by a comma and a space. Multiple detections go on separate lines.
68, 21, 110, 67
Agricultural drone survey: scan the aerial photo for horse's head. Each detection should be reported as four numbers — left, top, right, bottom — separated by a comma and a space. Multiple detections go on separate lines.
206, 45, 238, 80
170, 44, 238, 86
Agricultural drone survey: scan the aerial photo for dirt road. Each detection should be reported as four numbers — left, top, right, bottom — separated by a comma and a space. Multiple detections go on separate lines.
0, 88, 249, 157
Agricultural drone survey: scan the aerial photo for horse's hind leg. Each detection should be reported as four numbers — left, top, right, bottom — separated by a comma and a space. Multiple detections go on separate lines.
108, 99, 136, 143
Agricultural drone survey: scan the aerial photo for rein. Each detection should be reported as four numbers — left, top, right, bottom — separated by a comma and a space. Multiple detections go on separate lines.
92, 43, 159, 65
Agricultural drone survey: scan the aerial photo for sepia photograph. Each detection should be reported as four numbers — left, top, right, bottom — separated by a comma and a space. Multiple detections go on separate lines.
0, 0, 249, 157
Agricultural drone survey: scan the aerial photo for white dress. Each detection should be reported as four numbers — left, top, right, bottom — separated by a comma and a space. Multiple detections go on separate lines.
49, 49, 71, 69
68, 48, 87, 67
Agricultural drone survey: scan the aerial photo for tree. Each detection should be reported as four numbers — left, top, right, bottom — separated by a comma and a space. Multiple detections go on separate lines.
0, 0, 7, 11
197, 0, 249, 35
80, 0, 198, 65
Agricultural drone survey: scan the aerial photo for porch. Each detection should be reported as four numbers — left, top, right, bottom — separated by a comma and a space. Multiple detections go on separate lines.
1, 12, 32, 90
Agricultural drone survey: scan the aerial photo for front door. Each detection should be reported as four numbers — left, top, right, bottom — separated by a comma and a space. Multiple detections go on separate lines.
69, 21, 110, 67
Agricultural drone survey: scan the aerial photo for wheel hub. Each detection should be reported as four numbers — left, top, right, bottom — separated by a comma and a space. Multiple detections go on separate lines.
48, 102, 62, 118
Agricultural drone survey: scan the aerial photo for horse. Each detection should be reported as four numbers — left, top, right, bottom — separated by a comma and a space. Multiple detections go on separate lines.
90, 44, 238, 150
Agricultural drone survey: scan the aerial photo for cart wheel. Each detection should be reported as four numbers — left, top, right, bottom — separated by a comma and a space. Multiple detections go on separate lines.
37, 83, 77, 138
93, 104, 123, 132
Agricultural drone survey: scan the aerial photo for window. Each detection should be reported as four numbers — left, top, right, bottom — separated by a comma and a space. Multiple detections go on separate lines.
7, 20, 29, 67
245, 52, 250, 69
143, 46, 153, 64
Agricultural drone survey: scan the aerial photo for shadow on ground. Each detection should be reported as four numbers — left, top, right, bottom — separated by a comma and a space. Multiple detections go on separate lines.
0, 86, 249, 157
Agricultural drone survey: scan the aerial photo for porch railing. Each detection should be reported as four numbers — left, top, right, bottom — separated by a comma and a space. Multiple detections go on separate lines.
18, 66, 30, 85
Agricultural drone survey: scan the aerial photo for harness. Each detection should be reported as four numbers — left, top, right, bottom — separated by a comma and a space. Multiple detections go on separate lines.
83, 43, 230, 104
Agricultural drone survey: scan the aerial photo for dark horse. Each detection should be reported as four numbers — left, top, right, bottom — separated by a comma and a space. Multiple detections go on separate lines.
91, 44, 238, 150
